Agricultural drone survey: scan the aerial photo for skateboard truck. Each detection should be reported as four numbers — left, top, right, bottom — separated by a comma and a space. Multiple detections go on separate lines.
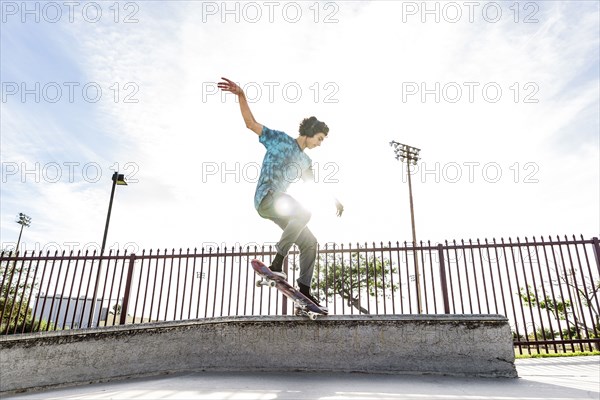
256, 277, 277, 288
294, 306, 319, 320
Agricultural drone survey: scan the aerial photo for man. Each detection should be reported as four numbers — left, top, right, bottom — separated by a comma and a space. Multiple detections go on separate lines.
218, 77, 343, 308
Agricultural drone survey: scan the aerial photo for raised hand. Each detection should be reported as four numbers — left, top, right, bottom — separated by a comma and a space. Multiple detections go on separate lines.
335, 199, 344, 217
218, 77, 243, 96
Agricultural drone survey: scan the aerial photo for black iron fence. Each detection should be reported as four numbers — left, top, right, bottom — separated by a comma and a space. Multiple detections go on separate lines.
2, 235, 599, 354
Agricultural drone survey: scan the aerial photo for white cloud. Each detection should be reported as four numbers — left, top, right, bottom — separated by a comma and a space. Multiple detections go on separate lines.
1, 1, 598, 253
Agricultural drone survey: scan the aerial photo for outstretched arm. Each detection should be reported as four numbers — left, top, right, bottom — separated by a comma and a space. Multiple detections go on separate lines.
218, 77, 263, 135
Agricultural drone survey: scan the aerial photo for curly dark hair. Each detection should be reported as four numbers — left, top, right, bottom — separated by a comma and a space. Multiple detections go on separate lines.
299, 116, 329, 137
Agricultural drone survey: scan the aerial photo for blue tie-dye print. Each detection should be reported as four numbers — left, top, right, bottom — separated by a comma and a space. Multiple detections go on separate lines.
254, 126, 312, 210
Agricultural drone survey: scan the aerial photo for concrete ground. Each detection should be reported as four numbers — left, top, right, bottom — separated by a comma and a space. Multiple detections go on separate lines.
3, 356, 599, 400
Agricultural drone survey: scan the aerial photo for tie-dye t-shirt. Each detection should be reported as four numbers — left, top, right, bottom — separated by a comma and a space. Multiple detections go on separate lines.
254, 126, 313, 210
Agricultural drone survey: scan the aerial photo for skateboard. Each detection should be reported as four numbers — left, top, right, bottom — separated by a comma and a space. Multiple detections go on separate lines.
251, 259, 328, 320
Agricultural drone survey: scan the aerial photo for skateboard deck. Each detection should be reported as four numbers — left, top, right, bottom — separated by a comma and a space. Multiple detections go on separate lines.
251, 259, 327, 320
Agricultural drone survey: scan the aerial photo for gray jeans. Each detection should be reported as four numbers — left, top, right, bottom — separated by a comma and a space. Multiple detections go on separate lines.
257, 191, 317, 287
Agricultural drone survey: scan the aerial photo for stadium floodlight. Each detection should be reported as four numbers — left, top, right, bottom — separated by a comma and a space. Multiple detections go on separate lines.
390, 141, 423, 313
14, 213, 32, 256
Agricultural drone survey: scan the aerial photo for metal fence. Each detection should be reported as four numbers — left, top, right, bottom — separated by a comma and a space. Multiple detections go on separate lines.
1, 235, 599, 354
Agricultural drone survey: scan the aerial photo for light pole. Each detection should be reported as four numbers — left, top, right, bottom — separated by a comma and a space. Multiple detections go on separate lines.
390, 141, 423, 314
90, 172, 127, 327
101, 172, 128, 254
14, 213, 32, 255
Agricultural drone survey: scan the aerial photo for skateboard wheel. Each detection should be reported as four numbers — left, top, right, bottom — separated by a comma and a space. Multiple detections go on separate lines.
255, 281, 262, 287
308, 313, 318, 320
269, 280, 277, 287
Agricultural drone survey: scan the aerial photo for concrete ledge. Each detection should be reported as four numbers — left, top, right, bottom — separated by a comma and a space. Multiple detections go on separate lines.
0, 314, 517, 393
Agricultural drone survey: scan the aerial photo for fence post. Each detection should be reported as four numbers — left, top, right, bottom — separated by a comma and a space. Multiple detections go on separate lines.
592, 237, 600, 275
437, 244, 450, 314
1, 255, 18, 334
120, 254, 136, 325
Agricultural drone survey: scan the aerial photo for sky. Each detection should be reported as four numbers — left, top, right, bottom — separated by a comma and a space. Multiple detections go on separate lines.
1, 0, 599, 255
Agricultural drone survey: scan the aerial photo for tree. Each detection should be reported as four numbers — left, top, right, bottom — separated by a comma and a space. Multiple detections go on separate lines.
296, 250, 398, 314
0, 258, 38, 334
110, 303, 122, 315
519, 286, 572, 321
519, 274, 600, 347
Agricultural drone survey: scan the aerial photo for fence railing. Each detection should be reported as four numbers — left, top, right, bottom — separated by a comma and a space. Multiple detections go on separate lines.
2, 235, 599, 354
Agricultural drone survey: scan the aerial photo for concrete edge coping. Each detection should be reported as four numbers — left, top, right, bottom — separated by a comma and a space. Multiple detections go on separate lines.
1, 313, 516, 394
1, 314, 509, 342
